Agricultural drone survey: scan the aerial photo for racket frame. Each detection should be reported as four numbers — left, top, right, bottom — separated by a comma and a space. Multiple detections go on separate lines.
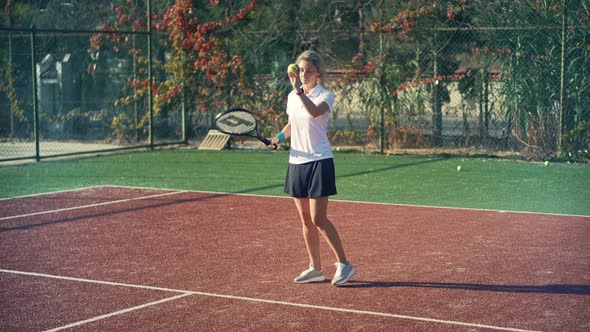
213, 108, 275, 147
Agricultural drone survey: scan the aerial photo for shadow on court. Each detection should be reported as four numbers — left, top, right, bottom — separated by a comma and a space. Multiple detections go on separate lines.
1, 158, 442, 232
337, 157, 443, 180
341, 280, 590, 295
0, 192, 230, 232
234, 157, 444, 195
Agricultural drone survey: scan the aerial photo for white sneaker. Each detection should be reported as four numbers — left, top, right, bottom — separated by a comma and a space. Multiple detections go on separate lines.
294, 266, 325, 284
332, 262, 356, 286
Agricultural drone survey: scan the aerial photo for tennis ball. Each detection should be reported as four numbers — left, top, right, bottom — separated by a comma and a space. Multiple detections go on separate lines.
287, 63, 299, 75
457, 165, 462, 171
544, 161, 549, 166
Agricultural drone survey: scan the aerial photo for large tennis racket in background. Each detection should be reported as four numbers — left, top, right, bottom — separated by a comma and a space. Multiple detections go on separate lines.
214, 108, 276, 149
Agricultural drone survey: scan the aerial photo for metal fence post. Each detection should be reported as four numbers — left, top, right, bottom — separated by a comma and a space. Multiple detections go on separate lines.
432, 31, 440, 147
558, 0, 567, 152
147, 0, 154, 149
378, 0, 385, 155
132, 35, 139, 143
8, 7, 15, 138
31, 26, 40, 161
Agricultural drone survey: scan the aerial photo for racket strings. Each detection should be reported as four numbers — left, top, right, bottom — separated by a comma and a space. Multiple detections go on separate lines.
216, 111, 257, 135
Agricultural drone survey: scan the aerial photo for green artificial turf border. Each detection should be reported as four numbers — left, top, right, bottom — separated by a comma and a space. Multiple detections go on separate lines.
1, 149, 589, 216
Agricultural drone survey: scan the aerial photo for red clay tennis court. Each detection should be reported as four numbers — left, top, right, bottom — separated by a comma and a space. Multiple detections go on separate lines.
1, 185, 588, 331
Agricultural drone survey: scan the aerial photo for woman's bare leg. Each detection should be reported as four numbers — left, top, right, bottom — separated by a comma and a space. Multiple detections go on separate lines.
309, 196, 347, 264
293, 198, 322, 269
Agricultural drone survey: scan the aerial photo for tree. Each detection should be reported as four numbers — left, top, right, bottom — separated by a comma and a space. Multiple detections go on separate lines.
89, 0, 256, 142
472, 0, 589, 159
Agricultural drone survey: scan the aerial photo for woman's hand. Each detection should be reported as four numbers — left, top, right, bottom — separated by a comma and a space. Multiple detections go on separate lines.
266, 137, 280, 149
288, 71, 301, 91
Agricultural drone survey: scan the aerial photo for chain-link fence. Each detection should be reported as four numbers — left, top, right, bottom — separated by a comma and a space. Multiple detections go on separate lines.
1, 1, 588, 162
0, 1, 185, 161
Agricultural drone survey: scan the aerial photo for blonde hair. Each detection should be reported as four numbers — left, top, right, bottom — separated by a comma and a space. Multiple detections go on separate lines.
296, 50, 326, 84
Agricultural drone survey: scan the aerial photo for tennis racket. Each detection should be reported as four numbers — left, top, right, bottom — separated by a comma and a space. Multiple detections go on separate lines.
213, 108, 276, 149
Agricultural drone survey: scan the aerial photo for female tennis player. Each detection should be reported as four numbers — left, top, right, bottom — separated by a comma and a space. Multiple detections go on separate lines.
268, 50, 355, 286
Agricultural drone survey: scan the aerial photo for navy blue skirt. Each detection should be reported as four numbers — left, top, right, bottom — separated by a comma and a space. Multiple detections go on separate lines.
284, 158, 337, 198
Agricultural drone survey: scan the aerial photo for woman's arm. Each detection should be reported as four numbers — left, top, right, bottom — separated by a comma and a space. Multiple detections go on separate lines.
298, 95, 329, 118
269, 121, 291, 146
288, 71, 329, 118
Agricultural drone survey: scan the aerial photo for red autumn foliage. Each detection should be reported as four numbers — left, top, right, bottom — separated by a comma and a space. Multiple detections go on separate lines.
89, 0, 256, 122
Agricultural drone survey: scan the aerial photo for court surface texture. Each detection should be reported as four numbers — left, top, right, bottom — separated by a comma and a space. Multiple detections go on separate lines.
1, 186, 588, 331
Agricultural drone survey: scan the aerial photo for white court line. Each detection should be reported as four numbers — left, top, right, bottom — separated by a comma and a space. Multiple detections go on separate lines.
0, 269, 190, 293
0, 190, 187, 221
107, 184, 590, 219
0, 185, 107, 201
3, 184, 588, 218
44, 293, 193, 332
184, 291, 540, 332
1, 269, 540, 332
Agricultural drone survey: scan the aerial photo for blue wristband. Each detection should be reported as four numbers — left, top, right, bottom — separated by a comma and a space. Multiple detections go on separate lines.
275, 132, 286, 143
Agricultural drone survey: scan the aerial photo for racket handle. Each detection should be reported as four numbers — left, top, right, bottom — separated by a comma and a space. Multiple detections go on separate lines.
260, 137, 277, 150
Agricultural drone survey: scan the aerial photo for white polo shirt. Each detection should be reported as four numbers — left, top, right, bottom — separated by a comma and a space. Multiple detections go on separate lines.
286, 83, 334, 164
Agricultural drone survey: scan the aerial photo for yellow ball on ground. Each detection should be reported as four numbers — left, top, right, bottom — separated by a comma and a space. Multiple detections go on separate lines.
457, 165, 462, 171
544, 161, 549, 166
287, 63, 299, 75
